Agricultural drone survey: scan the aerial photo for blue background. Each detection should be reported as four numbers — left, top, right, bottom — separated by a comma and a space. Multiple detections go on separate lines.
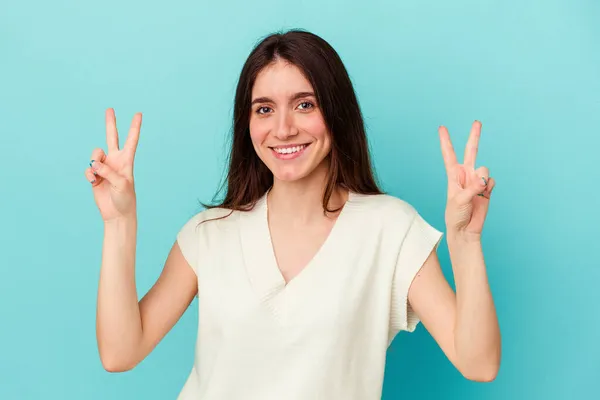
1, 0, 598, 399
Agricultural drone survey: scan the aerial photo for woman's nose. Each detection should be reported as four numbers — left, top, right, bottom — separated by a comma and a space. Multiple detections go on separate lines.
274, 111, 298, 140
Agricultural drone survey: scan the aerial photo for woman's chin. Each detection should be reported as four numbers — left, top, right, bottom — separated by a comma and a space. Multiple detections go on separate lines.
270, 163, 316, 182
273, 169, 308, 182
264, 153, 330, 184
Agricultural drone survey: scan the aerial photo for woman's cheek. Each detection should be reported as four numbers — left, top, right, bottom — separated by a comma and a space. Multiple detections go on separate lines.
299, 113, 328, 137
249, 118, 270, 143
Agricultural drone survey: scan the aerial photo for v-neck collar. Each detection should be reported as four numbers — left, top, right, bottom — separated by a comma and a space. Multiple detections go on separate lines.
239, 190, 355, 309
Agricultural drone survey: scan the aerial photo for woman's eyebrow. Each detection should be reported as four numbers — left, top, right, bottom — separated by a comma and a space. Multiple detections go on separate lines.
251, 91, 315, 105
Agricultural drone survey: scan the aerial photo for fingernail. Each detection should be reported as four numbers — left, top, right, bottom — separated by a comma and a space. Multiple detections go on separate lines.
90, 160, 100, 171
90, 179, 96, 184
481, 176, 488, 186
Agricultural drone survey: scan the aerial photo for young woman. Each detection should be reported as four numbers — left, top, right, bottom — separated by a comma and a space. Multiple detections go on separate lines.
85, 30, 500, 399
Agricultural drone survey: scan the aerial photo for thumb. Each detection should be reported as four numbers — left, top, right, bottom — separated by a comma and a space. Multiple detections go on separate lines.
90, 160, 127, 191
456, 175, 488, 205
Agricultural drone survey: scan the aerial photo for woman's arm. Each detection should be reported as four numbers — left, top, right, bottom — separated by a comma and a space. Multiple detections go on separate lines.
407, 120, 501, 381
407, 240, 501, 382
96, 216, 197, 372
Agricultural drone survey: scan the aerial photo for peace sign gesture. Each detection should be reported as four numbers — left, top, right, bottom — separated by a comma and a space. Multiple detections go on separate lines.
439, 121, 496, 240
84, 108, 142, 222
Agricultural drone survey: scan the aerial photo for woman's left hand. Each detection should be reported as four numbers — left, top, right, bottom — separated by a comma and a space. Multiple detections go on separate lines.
439, 121, 495, 241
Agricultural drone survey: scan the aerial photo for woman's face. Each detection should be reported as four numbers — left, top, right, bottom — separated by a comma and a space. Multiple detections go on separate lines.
249, 59, 331, 183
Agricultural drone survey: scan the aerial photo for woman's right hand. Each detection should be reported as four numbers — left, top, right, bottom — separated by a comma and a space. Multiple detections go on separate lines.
85, 108, 142, 222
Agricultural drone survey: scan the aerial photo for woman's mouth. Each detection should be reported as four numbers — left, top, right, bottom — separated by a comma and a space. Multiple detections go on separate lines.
270, 143, 310, 160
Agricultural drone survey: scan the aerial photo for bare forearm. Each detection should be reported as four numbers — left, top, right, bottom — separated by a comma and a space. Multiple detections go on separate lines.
96, 217, 142, 370
448, 235, 501, 380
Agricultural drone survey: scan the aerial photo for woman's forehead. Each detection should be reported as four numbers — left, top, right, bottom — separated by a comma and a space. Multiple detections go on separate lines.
252, 61, 313, 99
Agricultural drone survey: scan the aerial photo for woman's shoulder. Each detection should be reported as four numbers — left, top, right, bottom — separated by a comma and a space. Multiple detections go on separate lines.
176, 206, 240, 255
347, 192, 443, 251
193, 206, 236, 221
349, 192, 419, 220
179, 205, 239, 231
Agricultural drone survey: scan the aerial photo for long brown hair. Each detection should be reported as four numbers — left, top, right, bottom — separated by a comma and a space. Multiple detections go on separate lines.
204, 29, 382, 213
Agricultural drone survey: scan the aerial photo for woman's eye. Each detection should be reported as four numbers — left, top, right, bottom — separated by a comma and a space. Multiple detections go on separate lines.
256, 106, 271, 114
298, 101, 314, 110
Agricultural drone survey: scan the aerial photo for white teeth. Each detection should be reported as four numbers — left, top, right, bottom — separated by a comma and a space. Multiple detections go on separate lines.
273, 145, 307, 154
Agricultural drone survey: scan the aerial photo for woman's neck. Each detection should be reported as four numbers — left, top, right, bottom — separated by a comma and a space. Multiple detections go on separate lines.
268, 162, 347, 224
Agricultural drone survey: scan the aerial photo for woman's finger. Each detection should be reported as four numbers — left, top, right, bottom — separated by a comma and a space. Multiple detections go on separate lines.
84, 168, 99, 186
124, 112, 142, 157
474, 166, 490, 183
89, 148, 106, 183
90, 160, 126, 190
438, 126, 458, 175
90, 148, 106, 166
473, 167, 490, 198
106, 108, 119, 153
484, 177, 496, 197
463, 121, 482, 170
